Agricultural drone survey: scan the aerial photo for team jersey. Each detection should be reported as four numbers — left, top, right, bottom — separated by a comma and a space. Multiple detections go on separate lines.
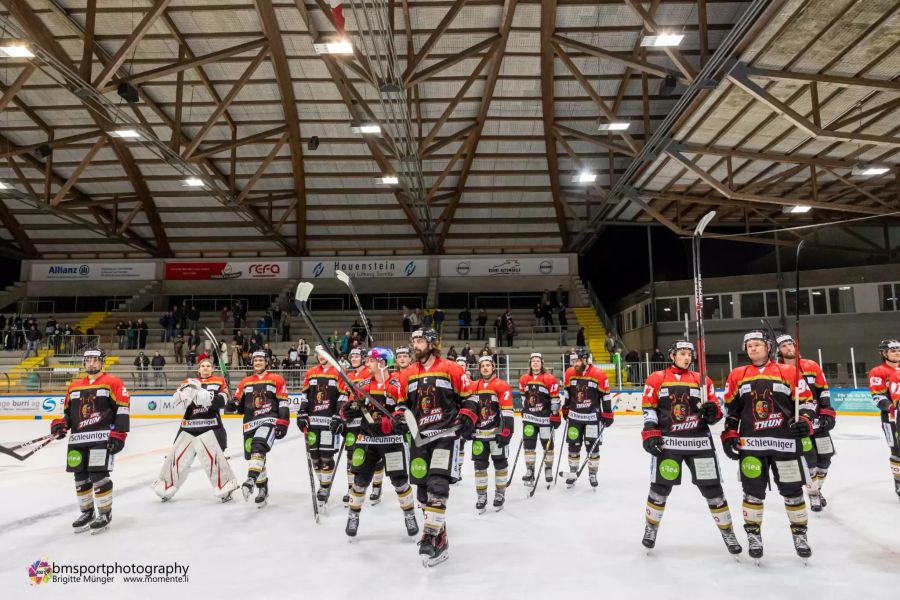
342, 365, 372, 430
177, 375, 229, 436
780, 357, 832, 429
353, 373, 403, 442
723, 360, 814, 455
63, 373, 130, 446
563, 364, 611, 422
398, 357, 475, 433
518, 371, 560, 426
869, 362, 900, 413
235, 371, 290, 433
642, 366, 719, 453
471, 376, 515, 438
300, 364, 349, 428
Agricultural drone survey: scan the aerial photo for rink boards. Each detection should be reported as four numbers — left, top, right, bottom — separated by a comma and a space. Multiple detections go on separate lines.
0, 388, 878, 419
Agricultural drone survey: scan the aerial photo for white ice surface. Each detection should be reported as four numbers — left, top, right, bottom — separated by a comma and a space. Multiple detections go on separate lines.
1, 416, 898, 599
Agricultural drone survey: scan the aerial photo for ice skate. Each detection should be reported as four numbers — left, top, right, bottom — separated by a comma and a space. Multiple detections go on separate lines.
254, 484, 268, 509
240, 478, 254, 502
89, 512, 111, 535
521, 466, 535, 486
720, 528, 743, 558
403, 509, 419, 537
493, 489, 506, 512
369, 485, 382, 505
642, 523, 658, 551
745, 526, 763, 565
588, 471, 598, 489
419, 529, 449, 568
475, 490, 488, 514
345, 511, 360, 538
791, 526, 812, 563
72, 510, 94, 534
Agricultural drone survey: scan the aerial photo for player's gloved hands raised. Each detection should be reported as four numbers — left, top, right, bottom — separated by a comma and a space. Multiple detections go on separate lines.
699, 401, 720, 424
391, 409, 409, 434
329, 414, 344, 436
599, 412, 614, 428
50, 418, 68, 440
788, 416, 813, 439
453, 408, 478, 440
107, 431, 127, 455
275, 419, 289, 439
296, 411, 309, 432
641, 429, 664, 456
193, 388, 213, 408
549, 413, 561, 429
818, 408, 836, 432
720, 430, 740, 460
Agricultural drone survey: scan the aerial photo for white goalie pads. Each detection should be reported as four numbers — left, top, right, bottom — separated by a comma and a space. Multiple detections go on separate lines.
151, 430, 237, 500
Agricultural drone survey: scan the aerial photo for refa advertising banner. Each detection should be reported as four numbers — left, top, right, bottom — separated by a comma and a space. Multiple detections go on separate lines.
302, 258, 428, 279
439, 256, 569, 277
30, 262, 156, 281
165, 261, 288, 280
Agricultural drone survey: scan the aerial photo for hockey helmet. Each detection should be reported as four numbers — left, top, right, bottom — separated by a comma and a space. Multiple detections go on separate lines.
742, 330, 771, 353
667, 340, 695, 357
570, 346, 590, 362
250, 350, 268, 362
395, 346, 410, 356
529, 352, 544, 362
410, 328, 439, 345
478, 355, 495, 366
775, 333, 794, 347
879, 339, 900, 356
82, 347, 106, 371
366, 346, 394, 367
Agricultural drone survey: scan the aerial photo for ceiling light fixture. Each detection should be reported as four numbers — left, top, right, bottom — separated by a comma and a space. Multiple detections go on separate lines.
111, 128, 141, 139
313, 39, 353, 55
640, 33, 684, 47
573, 171, 597, 184
0, 40, 34, 57
598, 122, 630, 131
783, 205, 812, 214
351, 123, 381, 134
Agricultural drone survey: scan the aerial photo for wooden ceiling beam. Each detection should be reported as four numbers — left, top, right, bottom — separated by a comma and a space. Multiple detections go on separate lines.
91, 0, 171, 90
402, 0, 468, 82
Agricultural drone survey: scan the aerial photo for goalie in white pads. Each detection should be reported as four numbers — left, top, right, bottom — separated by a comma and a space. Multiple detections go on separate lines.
152, 353, 238, 502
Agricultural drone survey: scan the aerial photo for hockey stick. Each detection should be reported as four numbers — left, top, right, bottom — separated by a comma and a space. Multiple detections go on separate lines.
302, 429, 321, 524
551, 417, 569, 487
202, 327, 228, 381
529, 428, 555, 497
691, 210, 715, 410
0, 434, 55, 461
793, 241, 805, 422
335, 270, 373, 345
557, 424, 606, 483
294, 282, 458, 447
506, 432, 525, 483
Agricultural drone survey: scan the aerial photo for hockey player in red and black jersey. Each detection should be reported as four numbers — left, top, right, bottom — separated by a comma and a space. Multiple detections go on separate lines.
152, 353, 237, 502
394, 346, 411, 371
470, 355, 515, 513
518, 353, 561, 485
395, 328, 477, 567
640, 340, 741, 555
298, 346, 349, 506
341, 347, 375, 507
226, 350, 290, 508
777, 334, 836, 511
722, 330, 816, 561
343, 347, 418, 539
868, 339, 900, 499
562, 346, 613, 488
51, 348, 129, 534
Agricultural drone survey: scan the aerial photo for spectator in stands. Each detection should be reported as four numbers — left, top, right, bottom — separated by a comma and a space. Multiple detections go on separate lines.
262, 342, 273, 360
494, 313, 504, 347
446, 345, 458, 361
496, 350, 507, 372
576, 327, 586, 347
479, 343, 492, 357
187, 305, 200, 332
3, 323, 13, 350
264, 311, 273, 342
423, 310, 434, 329
556, 284, 568, 308
340, 331, 351, 355
402, 306, 411, 333
351, 319, 364, 339
14, 315, 24, 349
410, 308, 421, 330
24, 324, 41, 358
272, 305, 282, 338
233, 330, 245, 350
476, 308, 487, 340
186, 344, 197, 367
248, 331, 261, 354
297, 338, 310, 367
558, 304, 568, 346
433, 308, 445, 336
533, 303, 542, 328
350, 332, 361, 351
232, 300, 242, 331
256, 316, 267, 342
219, 305, 229, 334
651, 347, 666, 364
625, 348, 640, 382
134, 351, 149, 388
281, 311, 292, 342
458, 307, 471, 340
44, 315, 56, 339
461, 343, 472, 359
158, 311, 172, 343
151, 351, 166, 387
136, 318, 149, 349
187, 328, 201, 359
328, 330, 340, 356
172, 305, 183, 331
173, 330, 185, 364
541, 299, 554, 332
0, 313, 5, 332
467, 352, 477, 370
505, 314, 516, 347
230, 337, 242, 368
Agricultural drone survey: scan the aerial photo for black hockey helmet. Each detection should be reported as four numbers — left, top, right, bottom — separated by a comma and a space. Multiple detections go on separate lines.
410, 328, 439, 345
570, 346, 590, 362
667, 339, 695, 358
879, 339, 900, 357
742, 329, 772, 353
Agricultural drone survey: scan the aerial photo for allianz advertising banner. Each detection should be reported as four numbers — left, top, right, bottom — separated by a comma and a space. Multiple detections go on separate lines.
30, 261, 156, 281
302, 257, 428, 279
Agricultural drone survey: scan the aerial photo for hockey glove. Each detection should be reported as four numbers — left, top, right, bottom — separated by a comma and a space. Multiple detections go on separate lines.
193, 388, 213, 408
561, 406, 570, 420
107, 431, 127, 455
50, 418, 68, 440
599, 412, 614, 428
641, 429, 664, 456
788, 416, 814, 439
296, 411, 309, 432
454, 408, 478, 440
275, 419, 289, 439
329, 414, 344, 436
391, 409, 409, 434
818, 408, 836, 432
699, 401, 720, 424
497, 427, 512, 447
721, 429, 741, 461
224, 400, 238, 414
549, 413, 561, 429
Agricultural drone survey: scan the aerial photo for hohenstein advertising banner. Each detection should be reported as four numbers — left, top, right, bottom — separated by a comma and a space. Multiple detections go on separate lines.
30, 262, 156, 281
439, 256, 570, 277
302, 258, 428, 279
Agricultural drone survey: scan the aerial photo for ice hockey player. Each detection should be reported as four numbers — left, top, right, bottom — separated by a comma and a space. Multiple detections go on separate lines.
51, 348, 129, 534
868, 339, 900, 499
722, 330, 816, 561
343, 347, 418, 539
777, 334, 836, 511
640, 340, 741, 555
152, 353, 238, 502
395, 346, 411, 371
395, 328, 477, 567
341, 347, 374, 506
470, 355, 515, 512
226, 349, 290, 508
562, 346, 613, 488
518, 352, 561, 485
297, 345, 349, 506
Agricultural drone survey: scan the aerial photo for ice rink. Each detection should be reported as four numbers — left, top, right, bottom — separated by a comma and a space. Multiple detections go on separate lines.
2, 414, 897, 599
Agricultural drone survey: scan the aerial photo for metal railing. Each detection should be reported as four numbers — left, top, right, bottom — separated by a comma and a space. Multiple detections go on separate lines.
17, 300, 55, 314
